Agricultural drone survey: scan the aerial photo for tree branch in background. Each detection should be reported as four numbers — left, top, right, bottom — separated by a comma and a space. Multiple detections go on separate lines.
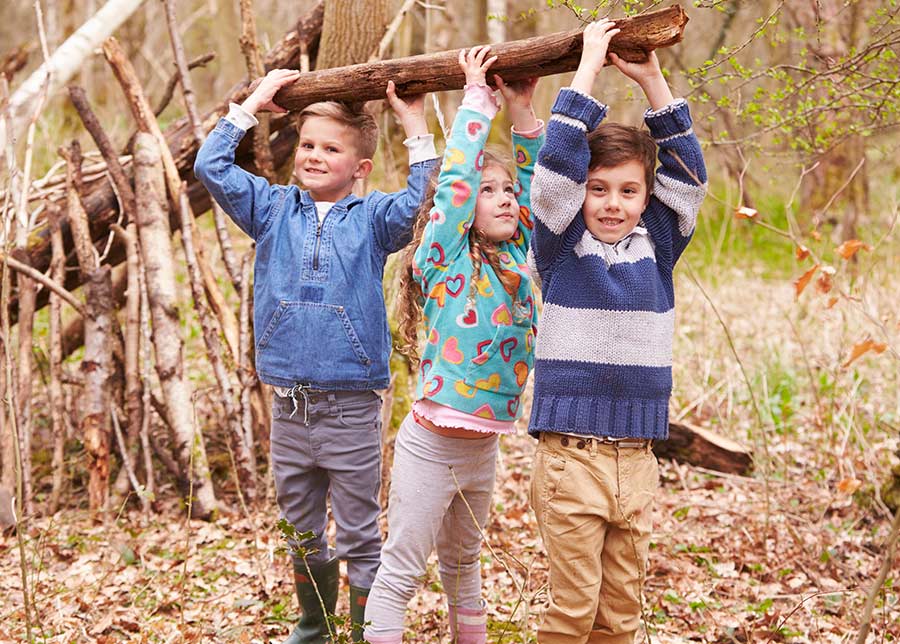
163, 0, 243, 291
239, 0, 276, 182
153, 52, 215, 117
102, 36, 240, 358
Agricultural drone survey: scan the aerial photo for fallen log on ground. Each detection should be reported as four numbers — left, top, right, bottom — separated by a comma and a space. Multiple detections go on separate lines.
274, 5, 688, 109
655, 421, 754, 475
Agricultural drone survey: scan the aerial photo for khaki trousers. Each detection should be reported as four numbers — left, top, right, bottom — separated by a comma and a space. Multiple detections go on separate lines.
529, 432, 659, 644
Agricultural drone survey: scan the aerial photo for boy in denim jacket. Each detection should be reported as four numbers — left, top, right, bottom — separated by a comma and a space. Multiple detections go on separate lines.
528, 21, 707, 643
194, 69, 437, 643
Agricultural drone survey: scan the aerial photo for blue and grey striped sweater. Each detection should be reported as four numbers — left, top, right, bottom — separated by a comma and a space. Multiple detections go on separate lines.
528, 88, 707, 439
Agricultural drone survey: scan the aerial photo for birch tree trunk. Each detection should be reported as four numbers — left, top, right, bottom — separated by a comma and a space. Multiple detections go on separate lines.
133, 132, 217, 519
81, 267, 114, 514
2, 0, 147, 153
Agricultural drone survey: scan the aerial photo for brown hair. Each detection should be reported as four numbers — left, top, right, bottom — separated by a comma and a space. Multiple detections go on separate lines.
297, 101, 379, 159
587, 122, 657, 189
396, 149, 521, 367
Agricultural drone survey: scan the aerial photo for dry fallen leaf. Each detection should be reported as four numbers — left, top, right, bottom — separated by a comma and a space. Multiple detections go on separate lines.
835, 239, 872, 260
795, 244, 811, 261
836, 478, 862, 494
843, 337, 888, 368
794, 265, 819, 299
816, 272, 833, 294
734, 206, 758, 219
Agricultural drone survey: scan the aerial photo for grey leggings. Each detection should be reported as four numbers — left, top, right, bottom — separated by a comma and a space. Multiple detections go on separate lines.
364, 413, 498, 638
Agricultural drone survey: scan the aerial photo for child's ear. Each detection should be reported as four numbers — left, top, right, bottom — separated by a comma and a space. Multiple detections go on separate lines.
354, 158, 374, 180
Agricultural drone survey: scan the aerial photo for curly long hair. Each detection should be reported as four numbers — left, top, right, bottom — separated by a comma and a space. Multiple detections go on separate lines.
396, 148, 521, 369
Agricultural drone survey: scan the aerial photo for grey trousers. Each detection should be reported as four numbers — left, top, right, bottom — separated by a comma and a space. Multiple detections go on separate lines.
364, 413, 499, 638
271, 389, 383, 587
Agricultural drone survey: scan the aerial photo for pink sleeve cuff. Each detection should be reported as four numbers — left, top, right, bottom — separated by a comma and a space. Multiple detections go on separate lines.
512, 119, 545, 139
461, 83, 500, 119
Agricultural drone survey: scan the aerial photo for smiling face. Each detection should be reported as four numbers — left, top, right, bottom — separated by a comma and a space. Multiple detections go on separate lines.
582, 159, 649, 243
293, 116, 373, 202
473, 163, 519, 242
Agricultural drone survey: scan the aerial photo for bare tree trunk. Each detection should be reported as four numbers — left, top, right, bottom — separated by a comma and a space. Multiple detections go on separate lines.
486, 0, 507, 46
238, 250, 258, 481
62, 140, 113, 515
133, 132, 216, 519
102, 36, 241, 359
162, 0, 244, 290
109, 222, 143, 503
47, 206, 67, 514
176, 186, 255, 503
238, 0, 276, 182
81, 267, 114, 514
138, 254, 155, 504
318, 0, 392, 68
13, 264, 34, 518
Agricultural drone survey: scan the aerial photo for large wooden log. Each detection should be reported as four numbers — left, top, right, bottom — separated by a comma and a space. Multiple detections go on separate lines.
274, 5, 688, 110
655, 422, 754, 475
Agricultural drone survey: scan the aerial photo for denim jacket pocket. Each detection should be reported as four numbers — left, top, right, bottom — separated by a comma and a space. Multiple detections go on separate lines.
257, 301, 372, 382
463, 318, 534, 396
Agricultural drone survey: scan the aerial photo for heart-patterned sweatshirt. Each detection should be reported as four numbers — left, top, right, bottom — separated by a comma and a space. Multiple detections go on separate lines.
411, 104, 544, 424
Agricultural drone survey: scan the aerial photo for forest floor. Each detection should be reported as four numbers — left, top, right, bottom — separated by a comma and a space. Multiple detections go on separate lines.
2, 263, 899, 643
0, 424, 898, 644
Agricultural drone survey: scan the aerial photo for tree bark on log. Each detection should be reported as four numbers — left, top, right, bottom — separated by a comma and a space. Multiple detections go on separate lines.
47, 207, 67, 514
13, 264, 34, 518
654, 422, 754, 476
274, 5, 689, 109
109, 223, 143, 504
80, 267, 114, 514
133, 133, 217, 520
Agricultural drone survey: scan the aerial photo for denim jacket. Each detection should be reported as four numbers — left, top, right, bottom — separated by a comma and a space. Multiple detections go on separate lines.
194, 118, 436, 389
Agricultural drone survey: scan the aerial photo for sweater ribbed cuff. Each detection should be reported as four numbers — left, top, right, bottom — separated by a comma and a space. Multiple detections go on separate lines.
552, 88, 607, 130
644, 98, 692, 139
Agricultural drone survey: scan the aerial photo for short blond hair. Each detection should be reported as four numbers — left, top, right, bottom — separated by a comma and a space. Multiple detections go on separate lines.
297, 101, 379, 160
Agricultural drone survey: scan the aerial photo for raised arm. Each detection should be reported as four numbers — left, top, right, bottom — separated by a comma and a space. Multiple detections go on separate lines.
610, 51, 707, 265
531, 20, 617, 274
495, 75, 544, 251
369, 83, 439, 254
413, 46, 498, 276
193, 69, 300, 240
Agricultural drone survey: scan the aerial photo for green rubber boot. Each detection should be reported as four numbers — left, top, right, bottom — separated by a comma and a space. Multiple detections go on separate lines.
283, 557, 340, 644
349, 585, 370, 642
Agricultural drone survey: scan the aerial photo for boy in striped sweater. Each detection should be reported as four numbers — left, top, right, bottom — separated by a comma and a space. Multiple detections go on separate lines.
527, 20, 707, 643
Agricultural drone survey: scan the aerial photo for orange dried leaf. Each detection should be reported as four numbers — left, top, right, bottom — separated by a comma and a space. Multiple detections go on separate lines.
835, 239, 872, 260
836, 478, 862, 494
795, 245, 811, 261
793, 265, 819, 299
843, 338, 888, 368
816, 272, 833, 294
827, 296, 839, 309
734, 206, 758, 219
